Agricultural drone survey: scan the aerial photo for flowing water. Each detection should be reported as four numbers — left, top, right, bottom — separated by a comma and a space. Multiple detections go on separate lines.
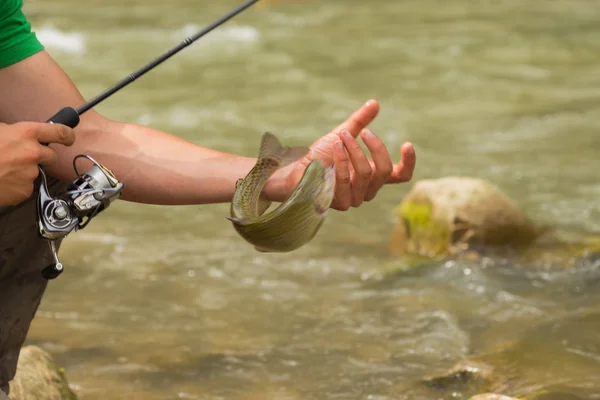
21, 0, 600, 399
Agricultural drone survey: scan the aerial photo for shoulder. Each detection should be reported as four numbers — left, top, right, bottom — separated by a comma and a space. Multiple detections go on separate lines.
0, 0, 44, 69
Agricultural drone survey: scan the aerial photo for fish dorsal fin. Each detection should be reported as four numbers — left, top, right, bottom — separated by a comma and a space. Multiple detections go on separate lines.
259, 132, 310, 168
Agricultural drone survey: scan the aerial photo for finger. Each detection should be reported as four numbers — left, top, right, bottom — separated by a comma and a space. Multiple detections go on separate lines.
387, 142, 416, 184
333, 99, 380, 138
340, 129, 372, 207
360, 128, 393, 201
332, 139, 352, 211
34, 123, 76, 146
37, 145, 58, 166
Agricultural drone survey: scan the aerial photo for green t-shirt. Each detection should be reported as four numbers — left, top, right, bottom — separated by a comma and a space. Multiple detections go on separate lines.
0, 0, 44, 69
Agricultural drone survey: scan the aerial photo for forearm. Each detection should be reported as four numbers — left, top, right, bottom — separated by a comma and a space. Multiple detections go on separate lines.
48, 118, 286, 205
0, 50, 287, 205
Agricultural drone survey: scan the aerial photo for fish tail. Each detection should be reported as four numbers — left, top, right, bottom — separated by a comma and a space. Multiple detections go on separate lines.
227, 216, 249, 225
259, 132, 310, 167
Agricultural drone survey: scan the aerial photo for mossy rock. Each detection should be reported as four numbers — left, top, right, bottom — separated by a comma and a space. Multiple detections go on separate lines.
389, 176, 541, 258
9, 345, 77, 400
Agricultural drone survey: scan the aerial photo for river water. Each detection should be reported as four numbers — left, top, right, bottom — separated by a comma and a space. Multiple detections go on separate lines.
21, 0, 600, 399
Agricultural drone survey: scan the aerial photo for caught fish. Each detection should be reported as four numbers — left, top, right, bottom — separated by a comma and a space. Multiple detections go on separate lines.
228, 132, 336, 253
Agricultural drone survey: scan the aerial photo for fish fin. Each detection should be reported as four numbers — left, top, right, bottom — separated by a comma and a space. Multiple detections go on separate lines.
235, 178, 244, 189
257, 195, 272, 216
315, 203, 330, 215
259, 132, 309, 167
254, 245, 273, 253
227, 217, 249, 226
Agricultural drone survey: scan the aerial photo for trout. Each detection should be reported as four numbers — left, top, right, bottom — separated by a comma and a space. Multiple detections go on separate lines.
228, 132, 336, 253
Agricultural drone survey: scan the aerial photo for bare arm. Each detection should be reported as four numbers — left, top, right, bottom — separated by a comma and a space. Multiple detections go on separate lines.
0, 50, 260, 205
0, 50, 415, 210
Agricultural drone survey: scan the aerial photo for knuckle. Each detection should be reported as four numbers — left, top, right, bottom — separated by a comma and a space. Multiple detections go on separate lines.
358, 165, 372, 179
351, 198, 363, 208
57, 126, 68, 142
15, 122, 36, 138
402, 169, 414, 181
364, 188, 379, 202
24, 165, 40, 181
336, 147, 348, 161
333, 194, 350, 211
349, 141, 362, 152
40, 149, 58, 166
338, 202, 350, 211
24, 144, 43, 163
338, 174, 351, 185
350, 116, 368, 130
369, 139, 386, 152
20, 183, 34, 199
57, 126, 74, 144
381, 163, 393, 177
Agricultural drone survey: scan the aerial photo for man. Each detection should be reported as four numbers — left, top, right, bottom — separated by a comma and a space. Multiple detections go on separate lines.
0, 0, 416, 397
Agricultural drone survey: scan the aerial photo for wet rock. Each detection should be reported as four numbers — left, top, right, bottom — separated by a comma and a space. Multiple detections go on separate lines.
524, 391, 584, 400
469, 394, 520, 400
9, 345, 77, 400
419, 309, 600, 399
422, 359, 495, 395
509, 233, 600, 270
389, 176, 540, 258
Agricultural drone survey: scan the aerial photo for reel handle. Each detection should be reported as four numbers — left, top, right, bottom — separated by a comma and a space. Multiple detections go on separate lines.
41, 240, 64, 280
41, 262, 63, 280
47, 106, 80, 128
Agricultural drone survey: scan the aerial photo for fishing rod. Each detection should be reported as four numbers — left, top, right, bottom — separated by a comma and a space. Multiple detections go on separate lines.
46, 0, 261, 127
37, 0, 262, 280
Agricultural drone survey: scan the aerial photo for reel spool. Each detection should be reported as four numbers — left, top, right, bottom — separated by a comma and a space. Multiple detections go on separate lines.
36, 155, 124, 279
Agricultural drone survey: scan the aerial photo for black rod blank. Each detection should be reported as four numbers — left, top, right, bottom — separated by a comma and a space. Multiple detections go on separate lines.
46, 0, 261, 128
78, 0, 260, 115
77, 0, 260, 115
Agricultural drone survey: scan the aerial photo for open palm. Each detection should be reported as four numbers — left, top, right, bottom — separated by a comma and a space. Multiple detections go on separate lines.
285, 99, 416, 211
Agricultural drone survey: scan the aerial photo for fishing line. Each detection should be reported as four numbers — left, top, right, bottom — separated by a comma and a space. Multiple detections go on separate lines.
47, 0, 261, 127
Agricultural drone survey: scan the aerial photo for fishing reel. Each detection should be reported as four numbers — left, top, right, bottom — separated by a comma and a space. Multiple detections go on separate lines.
37, 154, 124, 280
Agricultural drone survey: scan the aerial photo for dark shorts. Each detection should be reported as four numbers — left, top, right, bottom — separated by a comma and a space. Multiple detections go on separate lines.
0, 176, 67, 394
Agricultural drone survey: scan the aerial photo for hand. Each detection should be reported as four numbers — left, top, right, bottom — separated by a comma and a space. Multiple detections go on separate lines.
0, 121, 76, 207
282, 99, 416, 211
